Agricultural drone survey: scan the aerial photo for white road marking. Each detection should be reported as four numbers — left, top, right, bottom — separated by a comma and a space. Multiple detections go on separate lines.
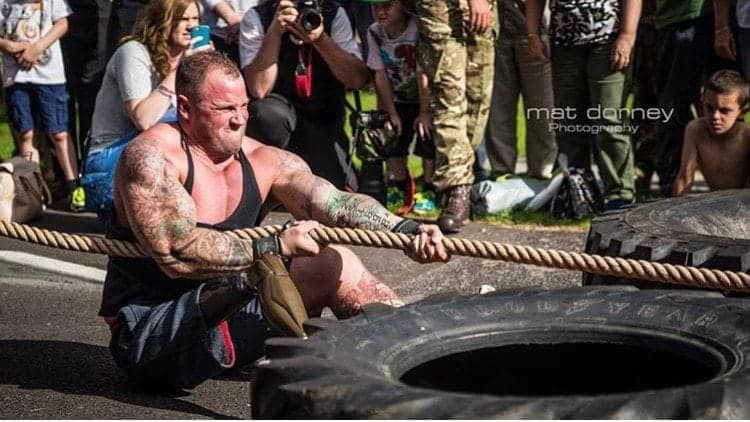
0, 250, 105, 285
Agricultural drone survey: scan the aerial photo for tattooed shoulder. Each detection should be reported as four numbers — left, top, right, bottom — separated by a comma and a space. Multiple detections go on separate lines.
118, 137, 169, 185
119, 137, 198, 251
275, 148, 310, 173
268, 147, 320, 218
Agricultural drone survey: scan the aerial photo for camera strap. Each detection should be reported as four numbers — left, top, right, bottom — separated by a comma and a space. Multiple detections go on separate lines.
295, 47, 314, 99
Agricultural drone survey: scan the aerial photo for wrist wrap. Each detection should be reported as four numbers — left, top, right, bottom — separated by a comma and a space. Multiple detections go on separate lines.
253, 235, 283, 259
392, 219, 421, 235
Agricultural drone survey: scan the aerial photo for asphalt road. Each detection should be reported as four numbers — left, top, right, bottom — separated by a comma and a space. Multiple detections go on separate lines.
0, 209, 586, 419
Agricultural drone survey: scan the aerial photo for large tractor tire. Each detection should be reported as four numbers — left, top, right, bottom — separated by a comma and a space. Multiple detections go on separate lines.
584, 190, 750, 289
251, 286, 750, 419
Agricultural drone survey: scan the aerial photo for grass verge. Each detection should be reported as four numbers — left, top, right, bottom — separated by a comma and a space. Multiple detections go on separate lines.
479, 209, 591, 230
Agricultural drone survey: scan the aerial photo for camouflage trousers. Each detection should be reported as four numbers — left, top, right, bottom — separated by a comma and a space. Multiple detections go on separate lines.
416, 0, 498, 191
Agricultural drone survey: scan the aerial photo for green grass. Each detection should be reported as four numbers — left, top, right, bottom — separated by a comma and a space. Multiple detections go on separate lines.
0, 103, 13, 161
479, 209, 591, 229
0, 124, 13, 161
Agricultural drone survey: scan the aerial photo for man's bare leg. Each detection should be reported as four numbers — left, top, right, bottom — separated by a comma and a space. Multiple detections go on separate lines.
290, 245, 404, 319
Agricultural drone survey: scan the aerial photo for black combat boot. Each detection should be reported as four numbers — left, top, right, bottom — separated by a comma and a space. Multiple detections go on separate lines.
437, 184, 471, 234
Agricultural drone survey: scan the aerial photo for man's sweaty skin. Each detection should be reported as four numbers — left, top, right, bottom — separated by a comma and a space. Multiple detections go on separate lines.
116, 139, 258, 279
113, 64, 447, 314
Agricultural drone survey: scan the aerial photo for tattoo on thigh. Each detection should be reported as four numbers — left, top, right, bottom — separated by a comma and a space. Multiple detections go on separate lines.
331, 270, 400, 319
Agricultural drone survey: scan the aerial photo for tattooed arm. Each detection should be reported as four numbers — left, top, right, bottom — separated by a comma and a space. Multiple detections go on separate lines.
268, 148, 402, 230
266, 147, 450, 262
115, 138, 258, 279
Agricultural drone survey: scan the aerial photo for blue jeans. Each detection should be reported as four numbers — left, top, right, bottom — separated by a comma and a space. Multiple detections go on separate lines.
81, 107, 177, 216
654, 15, 738, 195
81, 131, 137, 216
110, 284, 274, 389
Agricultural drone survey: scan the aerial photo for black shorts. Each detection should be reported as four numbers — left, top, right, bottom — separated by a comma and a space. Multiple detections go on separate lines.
388, 102, 435, 160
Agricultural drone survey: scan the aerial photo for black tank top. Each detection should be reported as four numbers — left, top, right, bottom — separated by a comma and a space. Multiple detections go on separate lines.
99, 138, 264, 317
182, 136, 263, 230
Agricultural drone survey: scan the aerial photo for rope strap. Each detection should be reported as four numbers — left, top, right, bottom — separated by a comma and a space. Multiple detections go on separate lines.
2, 219, 750, 293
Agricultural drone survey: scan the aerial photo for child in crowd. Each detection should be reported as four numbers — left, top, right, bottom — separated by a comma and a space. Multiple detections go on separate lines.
0, 0, 81, 208
674, 70, 750, 196
366, 0, 436, 215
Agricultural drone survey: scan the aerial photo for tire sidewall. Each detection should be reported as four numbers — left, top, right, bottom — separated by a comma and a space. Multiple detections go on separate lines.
253, 288, 750, 419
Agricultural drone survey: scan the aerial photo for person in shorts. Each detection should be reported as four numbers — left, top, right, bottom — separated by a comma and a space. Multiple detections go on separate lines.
101, 52, 449, 388
0, 0, 81, 208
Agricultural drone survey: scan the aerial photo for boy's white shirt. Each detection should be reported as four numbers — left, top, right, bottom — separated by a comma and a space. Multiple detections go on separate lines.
0, 0, 71, 87
366, 18, 420, 104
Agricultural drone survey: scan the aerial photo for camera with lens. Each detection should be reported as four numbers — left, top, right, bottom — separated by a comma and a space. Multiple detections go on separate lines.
361, 110, 391, 129
352, 110, 398, 163
296, 0, 323, 32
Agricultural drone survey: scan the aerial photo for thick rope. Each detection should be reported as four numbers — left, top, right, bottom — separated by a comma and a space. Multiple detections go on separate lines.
2, 219, 750, 293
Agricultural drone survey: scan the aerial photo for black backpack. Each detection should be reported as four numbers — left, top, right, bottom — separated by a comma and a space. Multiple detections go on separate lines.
550, 156, 604, 219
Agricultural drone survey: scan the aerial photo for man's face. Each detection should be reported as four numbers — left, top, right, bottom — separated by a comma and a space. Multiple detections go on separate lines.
170, 2, 200, 50
371, 1, 404, 26
703, 90, 744, 136
185, 72, 249, 157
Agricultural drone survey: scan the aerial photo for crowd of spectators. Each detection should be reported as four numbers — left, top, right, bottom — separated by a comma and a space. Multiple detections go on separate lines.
1, 0, 749, 230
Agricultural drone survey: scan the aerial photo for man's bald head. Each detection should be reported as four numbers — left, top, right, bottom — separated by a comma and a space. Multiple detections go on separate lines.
175, 52, 243, 104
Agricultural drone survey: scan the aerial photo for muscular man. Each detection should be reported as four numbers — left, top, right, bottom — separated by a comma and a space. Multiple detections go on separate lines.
99, 52, 448, 389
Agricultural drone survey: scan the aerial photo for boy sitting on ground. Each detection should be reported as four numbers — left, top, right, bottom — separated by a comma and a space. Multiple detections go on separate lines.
674, 70, 750, 196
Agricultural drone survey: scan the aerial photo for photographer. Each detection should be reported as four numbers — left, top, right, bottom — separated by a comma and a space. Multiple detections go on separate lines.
239, 0, 368, 189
